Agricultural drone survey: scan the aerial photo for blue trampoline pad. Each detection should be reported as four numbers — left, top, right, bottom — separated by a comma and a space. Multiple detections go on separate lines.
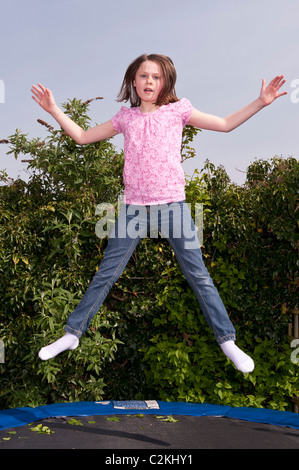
0, 401, 298, 431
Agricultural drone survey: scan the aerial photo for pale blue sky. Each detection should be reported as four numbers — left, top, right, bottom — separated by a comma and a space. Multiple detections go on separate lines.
0, 0, 298, 185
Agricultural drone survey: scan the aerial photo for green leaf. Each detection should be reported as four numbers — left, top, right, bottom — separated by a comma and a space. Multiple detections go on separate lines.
155, 415, 179, 423
30, 424, 54, 434
68, 419, 83, 426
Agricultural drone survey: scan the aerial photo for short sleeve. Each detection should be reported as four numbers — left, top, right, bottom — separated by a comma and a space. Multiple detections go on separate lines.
111, 107, 126, 134
176, 98, 194, 126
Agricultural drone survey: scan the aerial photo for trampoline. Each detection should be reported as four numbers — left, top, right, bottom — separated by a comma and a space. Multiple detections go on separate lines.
0, 401, 299, 450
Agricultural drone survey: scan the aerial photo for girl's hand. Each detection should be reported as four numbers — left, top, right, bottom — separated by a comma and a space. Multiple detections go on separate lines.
259, 75, 287, 106
31, 83, 57, 115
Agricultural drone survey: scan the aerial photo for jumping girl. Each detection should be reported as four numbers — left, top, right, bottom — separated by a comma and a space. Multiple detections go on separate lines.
32, 53, 286, 373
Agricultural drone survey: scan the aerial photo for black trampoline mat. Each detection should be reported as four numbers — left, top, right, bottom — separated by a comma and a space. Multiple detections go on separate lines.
1, 414, 299, 449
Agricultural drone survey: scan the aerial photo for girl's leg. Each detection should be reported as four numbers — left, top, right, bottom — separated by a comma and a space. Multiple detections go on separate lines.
159, 201, 254, 373
39, 204, 147, 360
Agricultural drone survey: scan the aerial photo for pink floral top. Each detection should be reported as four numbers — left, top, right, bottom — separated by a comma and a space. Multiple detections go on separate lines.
111, 98, 194, 205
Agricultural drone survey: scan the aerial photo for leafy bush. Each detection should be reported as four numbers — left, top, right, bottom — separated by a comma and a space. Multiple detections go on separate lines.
0, 97, 298, 410
142, 276, 298, 410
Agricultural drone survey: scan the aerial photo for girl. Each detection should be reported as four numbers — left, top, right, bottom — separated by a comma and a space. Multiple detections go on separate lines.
32, 53, 286, 373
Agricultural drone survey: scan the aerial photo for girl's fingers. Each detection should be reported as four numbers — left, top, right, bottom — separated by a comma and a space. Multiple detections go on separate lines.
277, 91, 288, 97
31, 87, 40, 98
31, 83, 47, 98
278, 78, 286, 89
272, 75, 285, 88
37, 83, 46, 92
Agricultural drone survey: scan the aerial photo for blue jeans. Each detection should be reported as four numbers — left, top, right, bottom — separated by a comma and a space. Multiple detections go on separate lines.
64, 201, 236, 344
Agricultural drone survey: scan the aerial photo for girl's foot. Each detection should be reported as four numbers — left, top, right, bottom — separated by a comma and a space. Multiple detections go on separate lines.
38, 332, 79, 360
220, 340, 254, 373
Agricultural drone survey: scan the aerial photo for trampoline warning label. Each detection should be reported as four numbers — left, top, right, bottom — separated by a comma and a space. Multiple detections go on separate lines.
113, 400, 160, 410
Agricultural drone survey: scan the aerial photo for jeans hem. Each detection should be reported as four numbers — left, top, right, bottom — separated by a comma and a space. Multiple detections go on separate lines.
216, 334, 236, 345
64, 325, 82, 339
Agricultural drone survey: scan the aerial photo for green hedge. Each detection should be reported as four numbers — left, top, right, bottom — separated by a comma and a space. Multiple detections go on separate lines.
0, 97, 298, 410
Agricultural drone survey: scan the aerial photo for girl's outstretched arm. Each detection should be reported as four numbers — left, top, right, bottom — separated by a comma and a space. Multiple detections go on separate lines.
188, 75, 287, 132
31, 83, 118, 144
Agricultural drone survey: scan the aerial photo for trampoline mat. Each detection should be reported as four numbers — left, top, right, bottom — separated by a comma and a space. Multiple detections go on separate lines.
1, 414, 299, 450
0, 401, 299, 450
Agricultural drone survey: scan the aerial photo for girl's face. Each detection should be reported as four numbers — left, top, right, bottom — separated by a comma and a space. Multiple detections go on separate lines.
133, 60, 164, 107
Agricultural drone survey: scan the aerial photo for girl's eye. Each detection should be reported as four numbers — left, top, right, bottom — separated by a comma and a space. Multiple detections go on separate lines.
139, 74, 160, 79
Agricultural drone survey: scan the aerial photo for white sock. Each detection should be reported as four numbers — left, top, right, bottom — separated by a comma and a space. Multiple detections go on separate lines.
38, 333, 79, 361
220, 340, 254, 373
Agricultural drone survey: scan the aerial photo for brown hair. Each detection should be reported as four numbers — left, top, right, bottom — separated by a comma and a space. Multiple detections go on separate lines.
117, 54, 179, 107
